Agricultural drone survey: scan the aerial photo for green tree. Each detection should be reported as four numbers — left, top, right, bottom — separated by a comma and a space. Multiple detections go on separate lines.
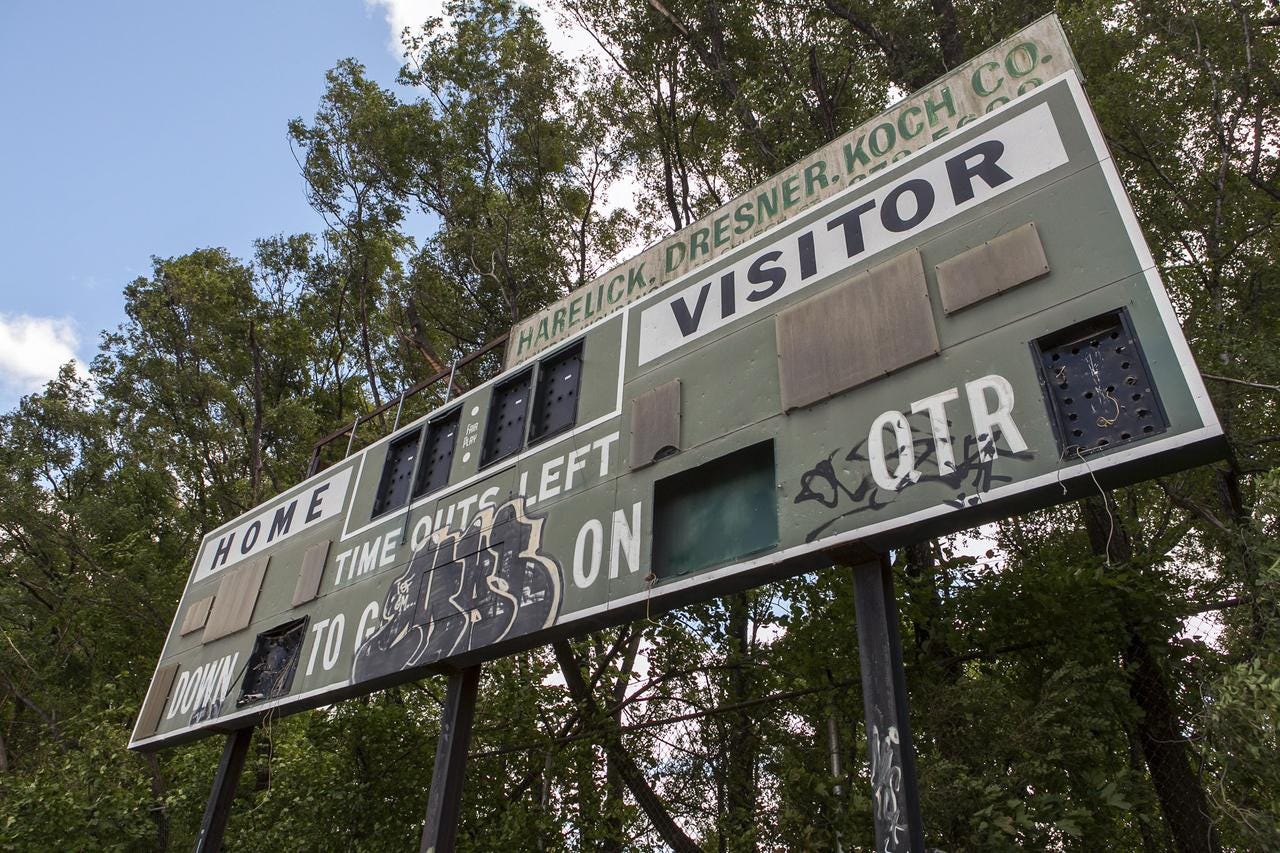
2, 1, 1278, 849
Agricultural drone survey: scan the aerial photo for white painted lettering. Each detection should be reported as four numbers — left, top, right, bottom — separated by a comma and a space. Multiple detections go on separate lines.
566, 446, 590, 490
355, 601, 380, 652
593, 433, 619, 477
305, 618, 330, 677
357, 540, 379, 577
213, 654, 239, 707
573, 520, 604, 588
456, 494, 478, 528
167, 671, 191, 719
322, 614, 345, 671
610, 502, 642, 579
540, 456, 564, 501
910, 388, 960, 474
177, 665, 201, 714
189, 664, 221, 711
869, 410, 920, 491
965, 374, 1028, 460
411, 516, 433, 552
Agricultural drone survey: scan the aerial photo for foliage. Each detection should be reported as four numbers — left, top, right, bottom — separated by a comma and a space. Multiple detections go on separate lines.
1, 0, 1277, 850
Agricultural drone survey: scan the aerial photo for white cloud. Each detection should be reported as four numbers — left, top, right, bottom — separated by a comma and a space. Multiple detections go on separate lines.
0, 314, 85, 396
365, 0, 446, 56
365, 0, 605, 62
529, 1, 609, 62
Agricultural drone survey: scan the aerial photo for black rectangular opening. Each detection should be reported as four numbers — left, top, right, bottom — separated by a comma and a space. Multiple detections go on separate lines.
652, 441, 779, 579
481, 369, 533, 468
1033, 308, 1169, 457
372, 427, 422, 517
413, 408, 461, 499
236, 617, 308, 708
529, 341, 583, 445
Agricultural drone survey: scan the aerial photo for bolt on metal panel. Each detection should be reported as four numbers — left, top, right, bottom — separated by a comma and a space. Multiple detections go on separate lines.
135, 662, 179, 739
180, 595, 214, 636
291, 540, 331, 607
652, 440, 779, 578
629, 379, 681, 469
936, 221, 1050, 313
778, 249, 938, 411
202, 557, 269, 643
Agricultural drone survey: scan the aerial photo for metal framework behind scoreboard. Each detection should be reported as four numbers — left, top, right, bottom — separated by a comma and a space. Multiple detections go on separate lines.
130, 63, 1223, 752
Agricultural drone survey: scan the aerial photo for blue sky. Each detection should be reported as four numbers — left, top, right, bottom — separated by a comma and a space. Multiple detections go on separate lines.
0, 2, 438, 409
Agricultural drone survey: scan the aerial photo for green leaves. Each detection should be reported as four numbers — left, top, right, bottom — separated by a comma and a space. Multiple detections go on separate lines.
4, 1, 1280, 849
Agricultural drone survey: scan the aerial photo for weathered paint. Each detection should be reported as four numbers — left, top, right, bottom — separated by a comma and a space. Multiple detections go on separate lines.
505, 15, 1078, 367
132, 72, 1222, 752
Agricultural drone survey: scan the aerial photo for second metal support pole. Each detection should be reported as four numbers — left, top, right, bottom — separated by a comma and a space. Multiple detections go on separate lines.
852, 554, 925, 853
420, 665, 482, 853
192, 726, 254, 853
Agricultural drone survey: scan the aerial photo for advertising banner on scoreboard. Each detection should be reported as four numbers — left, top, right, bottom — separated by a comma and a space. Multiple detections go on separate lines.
132, 38, 1222, 752
505, 15, 1079, 368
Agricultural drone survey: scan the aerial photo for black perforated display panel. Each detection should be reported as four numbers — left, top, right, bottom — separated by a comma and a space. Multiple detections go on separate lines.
372, 428, 421, 517
529, 342, 583, 444
1035, 310, 1169, 456
481, 369, 532, 467
414, 409, 460, 499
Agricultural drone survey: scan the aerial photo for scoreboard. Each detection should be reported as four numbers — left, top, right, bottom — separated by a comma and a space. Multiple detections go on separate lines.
131, 68, 1222, 751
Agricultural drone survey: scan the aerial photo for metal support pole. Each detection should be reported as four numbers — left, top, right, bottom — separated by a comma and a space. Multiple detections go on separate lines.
443, 358, 459, 403
827, 713, 846, 853
343, 415, 360, 458
193, 726, 254, 853
420, 665, 481, 853
852, 554, 925, 853
391, 392, 407, 433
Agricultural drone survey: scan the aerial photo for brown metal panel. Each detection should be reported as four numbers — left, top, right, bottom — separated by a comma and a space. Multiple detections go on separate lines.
179, 595, 214, 636
989, 221, 1050, 295
935, 242, 988, 314
202, 558, 269, 643
629, 379, 681, 469
777, 279, 874, 410
937, 221, 1049, 314
291, 541, 331, 607
863, 249, 939, 374
779, 249, 937, 411
775, 297, 825, 411
135, 662, 179, 739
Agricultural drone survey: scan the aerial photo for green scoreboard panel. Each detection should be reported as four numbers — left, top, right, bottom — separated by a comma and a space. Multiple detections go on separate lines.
131, 73, 1223, 751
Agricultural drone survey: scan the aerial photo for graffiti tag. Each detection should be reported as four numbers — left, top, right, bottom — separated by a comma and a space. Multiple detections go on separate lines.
351, 497, 562, 682
869, 724, 908, 852
795, 375, 1037, 542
